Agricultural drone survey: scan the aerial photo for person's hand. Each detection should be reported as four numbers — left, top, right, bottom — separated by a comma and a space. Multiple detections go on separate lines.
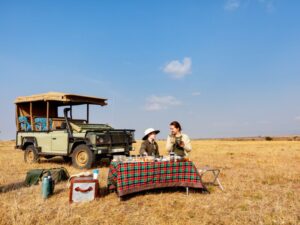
179, 141, 185, 148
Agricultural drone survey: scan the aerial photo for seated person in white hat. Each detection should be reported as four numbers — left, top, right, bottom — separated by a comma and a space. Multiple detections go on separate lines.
139, 128, 160, 157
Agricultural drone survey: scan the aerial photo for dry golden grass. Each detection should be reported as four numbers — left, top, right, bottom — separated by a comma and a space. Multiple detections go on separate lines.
0, 140, 299, 225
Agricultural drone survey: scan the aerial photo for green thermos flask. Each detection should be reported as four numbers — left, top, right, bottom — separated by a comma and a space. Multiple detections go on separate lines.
42, 172, 54, 199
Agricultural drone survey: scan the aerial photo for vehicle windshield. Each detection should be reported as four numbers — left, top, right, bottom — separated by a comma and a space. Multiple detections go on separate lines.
72, 123, 112, 130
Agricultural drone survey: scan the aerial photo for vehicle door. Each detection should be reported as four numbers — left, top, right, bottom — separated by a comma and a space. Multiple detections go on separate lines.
35, 132, 52, 153
51, 130, 69, 154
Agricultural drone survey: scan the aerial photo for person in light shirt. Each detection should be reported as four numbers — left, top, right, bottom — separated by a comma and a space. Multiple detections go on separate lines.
166, 121, 191, 157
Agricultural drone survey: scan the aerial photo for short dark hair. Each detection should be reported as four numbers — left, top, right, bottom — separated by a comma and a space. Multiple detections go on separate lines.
170, 121, 182, 131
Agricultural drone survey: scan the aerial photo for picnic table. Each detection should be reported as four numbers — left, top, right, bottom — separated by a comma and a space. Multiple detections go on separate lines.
107, 161, 206, 197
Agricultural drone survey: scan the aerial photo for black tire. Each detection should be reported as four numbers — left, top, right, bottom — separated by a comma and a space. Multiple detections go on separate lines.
72, 144, 95, 169
24, 145, 39, 163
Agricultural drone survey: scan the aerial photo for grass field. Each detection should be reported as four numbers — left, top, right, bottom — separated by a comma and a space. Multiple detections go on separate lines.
0, 140, 299, 225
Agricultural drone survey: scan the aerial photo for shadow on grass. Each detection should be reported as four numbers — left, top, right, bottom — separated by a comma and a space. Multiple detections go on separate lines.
0, 181, 69, 195
99, 186, 110, 197
0, 181, 27, 193
53, 186, 67, 195
117, 187, 209, 201
39, 156, 112, 168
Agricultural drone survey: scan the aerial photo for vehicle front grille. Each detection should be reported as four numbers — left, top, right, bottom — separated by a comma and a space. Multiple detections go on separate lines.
96, 130, 134, 146
110, 132, 127, 144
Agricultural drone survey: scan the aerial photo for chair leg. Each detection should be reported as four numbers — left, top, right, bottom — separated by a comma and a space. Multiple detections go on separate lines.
216, 178, 224, 191
186, 187, 189, 196
212, 170, 220, 184
199, 168, 224, 191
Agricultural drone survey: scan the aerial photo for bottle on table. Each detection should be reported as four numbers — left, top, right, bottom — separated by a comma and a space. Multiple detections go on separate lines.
93, 169, 99, 180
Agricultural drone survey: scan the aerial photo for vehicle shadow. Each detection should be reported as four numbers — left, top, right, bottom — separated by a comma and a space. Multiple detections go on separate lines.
39, 156, 112, 168
94, 158, 111, 168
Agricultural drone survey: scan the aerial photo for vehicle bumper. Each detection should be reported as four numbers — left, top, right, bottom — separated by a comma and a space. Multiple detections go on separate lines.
91, 146, 134, 154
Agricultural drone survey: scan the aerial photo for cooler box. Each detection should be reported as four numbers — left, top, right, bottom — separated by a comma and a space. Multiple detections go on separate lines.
69, 176, 99, 203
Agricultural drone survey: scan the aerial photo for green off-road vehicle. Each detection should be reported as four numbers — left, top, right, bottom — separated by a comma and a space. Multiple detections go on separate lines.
15, 92, 135, 169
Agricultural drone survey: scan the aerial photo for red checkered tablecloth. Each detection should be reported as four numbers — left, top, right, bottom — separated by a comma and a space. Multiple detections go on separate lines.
107, 161, 206, 196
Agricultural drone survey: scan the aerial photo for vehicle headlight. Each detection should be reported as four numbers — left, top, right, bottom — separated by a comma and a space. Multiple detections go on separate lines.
96, 136, 104, 145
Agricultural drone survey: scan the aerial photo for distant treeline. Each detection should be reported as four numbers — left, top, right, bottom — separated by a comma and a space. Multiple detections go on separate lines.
2, 136, 300, 143
154, 136, 300, 141
191, 136, 300, 141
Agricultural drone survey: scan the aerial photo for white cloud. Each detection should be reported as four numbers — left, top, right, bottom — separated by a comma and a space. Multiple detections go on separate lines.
295, 116, 300, 121
192, 92, 201, 96
224, 0, 240, 11
144, 95, 181, 111
163, 57, 192, 79
225, 0, 276, 12
258, 0, 275, 12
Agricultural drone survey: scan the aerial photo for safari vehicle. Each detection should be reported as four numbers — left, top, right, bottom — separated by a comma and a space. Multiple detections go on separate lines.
15, 92, 135, 169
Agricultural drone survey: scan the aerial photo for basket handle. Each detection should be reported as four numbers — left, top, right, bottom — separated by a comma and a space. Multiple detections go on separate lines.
75, 186, 93, 193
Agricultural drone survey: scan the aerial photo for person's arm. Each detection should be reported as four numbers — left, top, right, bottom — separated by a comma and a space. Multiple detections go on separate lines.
182, 134, 192, 153
166, 135, 174, 153
139, 141, 148, 156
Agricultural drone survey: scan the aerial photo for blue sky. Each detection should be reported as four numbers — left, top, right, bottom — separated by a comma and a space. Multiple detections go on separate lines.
1, 0, 300, 140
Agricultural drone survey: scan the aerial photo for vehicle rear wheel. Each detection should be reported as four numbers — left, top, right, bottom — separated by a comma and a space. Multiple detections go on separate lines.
24, 145, 39, 163
72, 144, 95, 169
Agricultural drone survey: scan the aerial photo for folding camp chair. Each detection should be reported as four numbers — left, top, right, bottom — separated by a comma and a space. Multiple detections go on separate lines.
198, 166, 224, 191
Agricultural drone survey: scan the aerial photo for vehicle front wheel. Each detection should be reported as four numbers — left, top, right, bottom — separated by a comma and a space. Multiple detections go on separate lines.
72, 144, 95, 169
24, 145, 39, 163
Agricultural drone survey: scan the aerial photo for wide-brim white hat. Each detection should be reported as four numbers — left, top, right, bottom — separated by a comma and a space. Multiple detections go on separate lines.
142, 128, 160, 140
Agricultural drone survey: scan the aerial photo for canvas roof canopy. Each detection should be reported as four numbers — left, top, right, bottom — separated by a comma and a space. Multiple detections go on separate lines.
15, 92, 107, 106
